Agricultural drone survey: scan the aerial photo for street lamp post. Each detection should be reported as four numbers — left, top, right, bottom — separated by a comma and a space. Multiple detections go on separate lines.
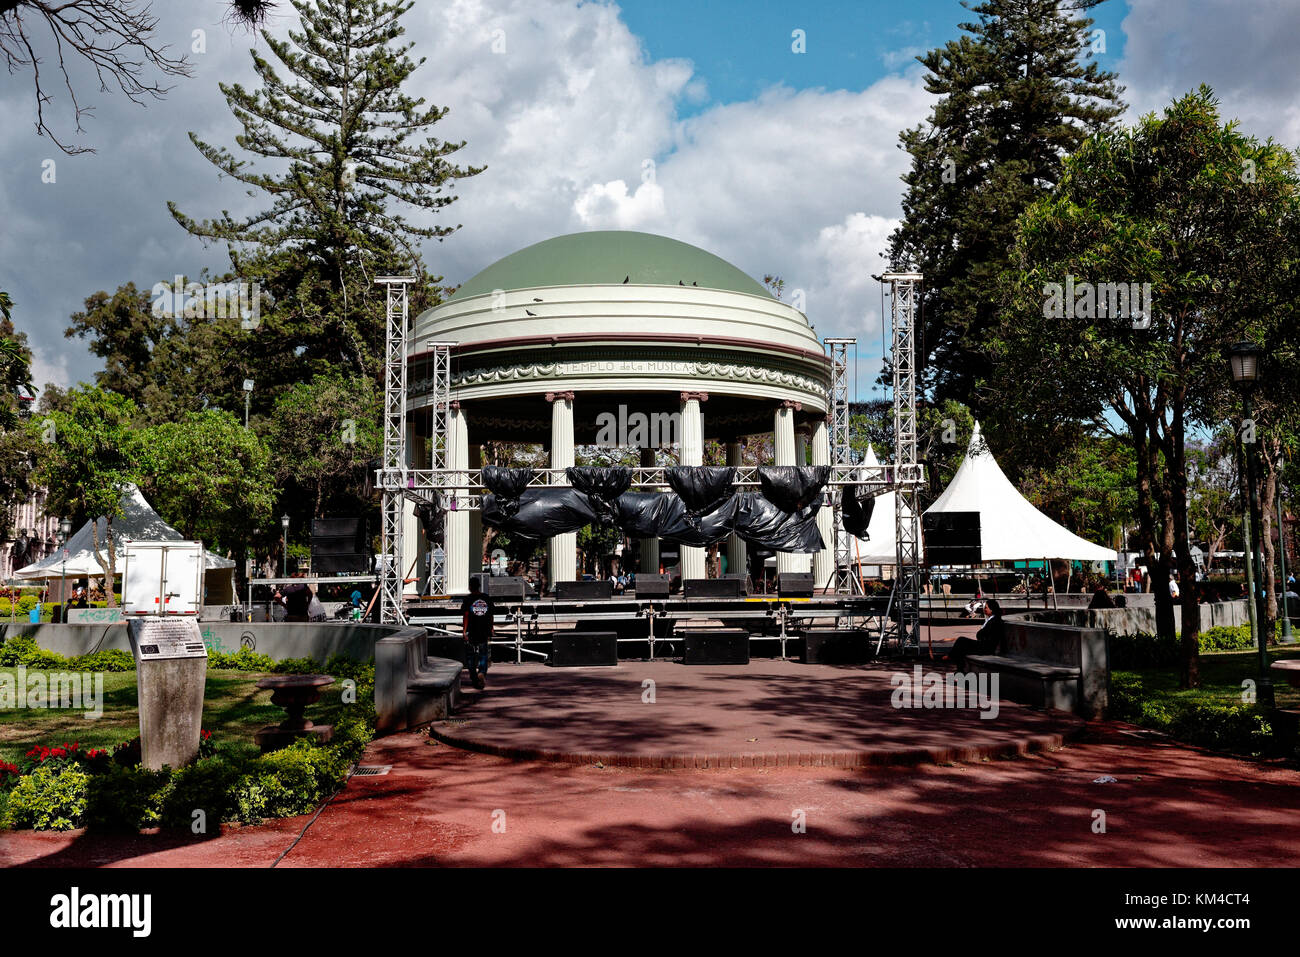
242, 379, 254, 429
1278, 452, 1294, 643
281, 514, 290, 578
57, 517, 72, 622
1230, 340, 1273, 707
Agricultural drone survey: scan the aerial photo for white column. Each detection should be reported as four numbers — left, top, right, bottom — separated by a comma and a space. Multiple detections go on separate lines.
548, 391, 577, 586
774, 402, 809, 575
639, 446, 660, 574
679, 391, 707, 581
725, 440, 747, 580
401, 421, 420, 596
443, 403, 470, 595
796, 430, 809, 466
812, 418, 833, 591
468, 443, 483, 580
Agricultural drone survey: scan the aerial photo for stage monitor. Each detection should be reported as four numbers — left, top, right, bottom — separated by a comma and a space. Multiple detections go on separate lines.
777, 572, 814, 598
633, 573, 671, 598
555, 580, 615, 601
683, 578, 742, 599
923, 512, 982, 566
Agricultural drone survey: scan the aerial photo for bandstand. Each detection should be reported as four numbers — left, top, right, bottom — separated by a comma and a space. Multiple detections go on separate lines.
373, 231, 925, 650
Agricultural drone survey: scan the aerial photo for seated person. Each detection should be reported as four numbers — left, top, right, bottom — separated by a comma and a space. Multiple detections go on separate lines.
948, 599, 1005, 670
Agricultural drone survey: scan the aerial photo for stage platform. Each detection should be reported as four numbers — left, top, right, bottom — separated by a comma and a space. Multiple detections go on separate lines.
428, 659, 1084, 769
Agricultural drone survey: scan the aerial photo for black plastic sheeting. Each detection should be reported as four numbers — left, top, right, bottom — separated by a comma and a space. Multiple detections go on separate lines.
664, 465, 735, 529
414, 503, 443, 545
732, 491, 825, 553
615, 492, 741, 547
841, 489, 875, 539
481, 487, 598, 540
758, 465, 830, 513
566, 466, 632, 524
477, 465, 828, 553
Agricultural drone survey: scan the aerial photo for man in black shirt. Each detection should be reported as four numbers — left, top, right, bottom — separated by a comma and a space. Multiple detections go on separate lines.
459, 579, 496, 689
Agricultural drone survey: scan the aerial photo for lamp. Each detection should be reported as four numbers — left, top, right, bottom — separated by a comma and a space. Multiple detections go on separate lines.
1229, 341, 1263, 390
58, 517, 72, 620
281, 514, 290, 578
1229, 340, 1272, 705
242, 378, 254, 429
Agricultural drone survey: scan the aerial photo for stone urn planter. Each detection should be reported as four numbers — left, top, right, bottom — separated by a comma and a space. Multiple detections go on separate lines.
254, 674, 335, 752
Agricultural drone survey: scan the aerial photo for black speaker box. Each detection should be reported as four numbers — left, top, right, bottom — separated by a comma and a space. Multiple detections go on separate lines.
923, 511, 982, 566
551, 631, 618, 667
486, 576, 530, 599
777, 572, 815, 597
801, 628, 871, 665
683, 577, 743, 599
555, 580, 614, 600
633, 573, 671, 598
312, 553, 370, 575
683, 628, 750, 665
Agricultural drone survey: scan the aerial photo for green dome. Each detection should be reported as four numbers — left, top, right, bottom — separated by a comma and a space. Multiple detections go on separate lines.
449, 230, 772, 300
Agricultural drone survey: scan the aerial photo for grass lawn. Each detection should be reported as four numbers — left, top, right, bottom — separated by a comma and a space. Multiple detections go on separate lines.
0, 668, 325, 765
1114, 646, 1300, 709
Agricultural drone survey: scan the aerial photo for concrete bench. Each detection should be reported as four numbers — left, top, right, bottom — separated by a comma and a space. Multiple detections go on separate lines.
967, 617, 1108, 718
375, 627, 463, 734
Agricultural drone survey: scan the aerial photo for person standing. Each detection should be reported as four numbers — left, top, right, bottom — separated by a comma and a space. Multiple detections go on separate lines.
460, 578, 496, 689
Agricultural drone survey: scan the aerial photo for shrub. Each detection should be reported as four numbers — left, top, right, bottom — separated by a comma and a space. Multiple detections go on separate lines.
272, 656, 322, 674
0, 635, 66, 669
84, 766, 170, 831
69, 649, 135, 672
1108, 673, 1274, 756
207, 648, 277, 671
3, 766, 89, 830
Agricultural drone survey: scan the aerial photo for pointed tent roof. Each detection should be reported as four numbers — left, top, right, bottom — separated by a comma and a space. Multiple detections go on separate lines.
14, 485, 235, 580
924, 423, 1117, 563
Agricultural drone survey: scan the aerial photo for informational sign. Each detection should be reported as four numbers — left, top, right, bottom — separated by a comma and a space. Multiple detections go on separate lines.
121, 541, 205, 616
128, 617, 208, 660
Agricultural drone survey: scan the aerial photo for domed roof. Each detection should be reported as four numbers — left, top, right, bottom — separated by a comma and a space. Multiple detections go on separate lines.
449, 230, 773, 300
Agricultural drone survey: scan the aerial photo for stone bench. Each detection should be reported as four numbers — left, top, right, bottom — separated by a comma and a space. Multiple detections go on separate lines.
375, 627, 463, 734
967, 617, 1108, 718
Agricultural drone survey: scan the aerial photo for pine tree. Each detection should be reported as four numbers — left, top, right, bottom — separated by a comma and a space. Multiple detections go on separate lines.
168, 0, 483, 382
887, 0, 1125, 405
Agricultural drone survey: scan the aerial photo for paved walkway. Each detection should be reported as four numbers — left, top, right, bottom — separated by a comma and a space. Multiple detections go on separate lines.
432, 659, 1081, 766
6, 723, 1300, 867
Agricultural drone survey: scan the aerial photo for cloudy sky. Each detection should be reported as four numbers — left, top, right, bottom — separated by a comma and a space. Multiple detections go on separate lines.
1, 0, 1297, 403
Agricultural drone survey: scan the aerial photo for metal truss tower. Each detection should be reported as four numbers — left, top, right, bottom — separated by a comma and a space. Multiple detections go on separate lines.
824, 338, 863, 596
424, 339, 455, 595
377, 277, 413, 625
883, 272, 924, 651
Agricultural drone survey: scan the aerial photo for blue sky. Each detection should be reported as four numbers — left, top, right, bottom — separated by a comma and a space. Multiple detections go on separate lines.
622, 0, 1131, 117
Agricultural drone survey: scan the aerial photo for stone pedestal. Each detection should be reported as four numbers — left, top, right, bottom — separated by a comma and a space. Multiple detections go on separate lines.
254, 674, 335, 752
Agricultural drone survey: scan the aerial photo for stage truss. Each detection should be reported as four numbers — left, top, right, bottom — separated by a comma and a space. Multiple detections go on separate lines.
375, 274, 926, 642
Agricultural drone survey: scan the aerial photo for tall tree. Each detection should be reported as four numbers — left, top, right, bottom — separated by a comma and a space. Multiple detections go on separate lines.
138, 409, 276, 560
30, 386, 142, 606
168, 0, 483, 383
888, 0, 1125, 406
989, 87, 1300, 686
0, 291, 36, 518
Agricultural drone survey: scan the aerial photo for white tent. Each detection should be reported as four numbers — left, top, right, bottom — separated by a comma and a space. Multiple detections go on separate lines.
14, 485, 237, 601
924, 423, 1117, 563
837, 444, 918, 567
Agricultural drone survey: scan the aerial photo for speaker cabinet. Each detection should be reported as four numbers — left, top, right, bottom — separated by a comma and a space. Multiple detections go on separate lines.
683, 628, 750, 665
555, 580, 615, 601
777, 572, 815, 598
633, 573, 672, 598
551, 631, 618, 667
683, 577, 742, 599
486, 576, 530, 600
923, 511, 982, 566
801, 628, 871, 665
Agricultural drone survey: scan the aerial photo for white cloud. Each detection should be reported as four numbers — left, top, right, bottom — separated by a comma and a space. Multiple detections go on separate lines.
573, 179, 667, 230
1118, 0, 1300, 145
